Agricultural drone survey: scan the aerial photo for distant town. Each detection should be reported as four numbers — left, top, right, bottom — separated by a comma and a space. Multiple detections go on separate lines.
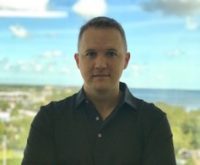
0, 85, 79, 120
0, 84, 199, 165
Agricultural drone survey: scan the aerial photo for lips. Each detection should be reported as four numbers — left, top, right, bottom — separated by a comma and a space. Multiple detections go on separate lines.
92, 74, 110, 77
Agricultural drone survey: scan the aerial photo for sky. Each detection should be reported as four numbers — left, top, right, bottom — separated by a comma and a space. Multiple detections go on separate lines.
0, 0, 200, 90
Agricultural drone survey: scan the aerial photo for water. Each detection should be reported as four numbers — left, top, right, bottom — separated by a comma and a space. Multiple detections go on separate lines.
130, 88, 200, 110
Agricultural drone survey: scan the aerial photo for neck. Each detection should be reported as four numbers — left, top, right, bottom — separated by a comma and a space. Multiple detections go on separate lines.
84, 85, 121, 120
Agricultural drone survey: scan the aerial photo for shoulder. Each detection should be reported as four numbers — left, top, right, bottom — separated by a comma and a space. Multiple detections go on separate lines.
123, 83, 165, 120
133, 97, 171, 137
137, 98, 165, 118
46, 93, 76, 111
132, 96, 166, 125
42, 92, 77, 112
32, 93, 78, 125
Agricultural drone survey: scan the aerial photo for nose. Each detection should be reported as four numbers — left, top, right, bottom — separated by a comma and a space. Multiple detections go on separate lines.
94, 54, 107, 69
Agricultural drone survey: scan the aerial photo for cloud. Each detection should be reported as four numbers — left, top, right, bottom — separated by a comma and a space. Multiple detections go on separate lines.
0, 10, 67, 18
16, 60, 44, 73
124, 18, 181, 30
0, 0, 48, 11
124, 64, 143, 79
185, 16, 199, 30
3, 62, 11, 71
167, 48, 185, 57
130, 64, 143, 77
42, 50, 64, 59
60, 67, 72, 75
72, 0, 107, 19
33, 64, 43, 72
0, 57, 8, 66
0, 58, 42, 73
3, 60, 22, 72
0, 0, 67, 18
141, 0, 200, 16
108, 4, 142, 13
47, 65, 55, 73
9, 25, 29, 38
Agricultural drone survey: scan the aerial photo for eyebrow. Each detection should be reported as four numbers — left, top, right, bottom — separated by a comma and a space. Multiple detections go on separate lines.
85, 49, 96, 53
84, 48, 117, 52
107, 49, 117, 52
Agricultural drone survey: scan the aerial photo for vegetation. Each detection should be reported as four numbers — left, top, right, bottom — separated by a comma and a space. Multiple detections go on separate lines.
0, 85, 199, 165
156, 103, 200, 150
156, 102, 200, 165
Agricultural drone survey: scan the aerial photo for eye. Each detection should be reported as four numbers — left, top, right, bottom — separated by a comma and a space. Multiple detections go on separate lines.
86, 51, 96, 58
106, 51, 117, 57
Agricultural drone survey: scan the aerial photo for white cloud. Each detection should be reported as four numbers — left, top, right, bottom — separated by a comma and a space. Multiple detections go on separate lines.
141, 0, 200, 30
16, 60, 29, 71
34, 64, 43, 72
20, 64, 29, 72
108, 4, 142, 13
0, 57, 8, 65
3, 60, 26, 72
0, 0, 48, 11
42, 50, 63, 59
72, 0, 107, 19
131, 64, 142, 77
3, 62, 11, 71
0, 0, 67, 18
124, 18, 181, 29
9, 25, 28, 38
185, 16, 199, 30
47, 65, 55, 73
60, 67, 71, 75
167, 49, 184, 57
142, 0, 200, 16
124, 64, 143, 78
0, 10, 67, 18
155, 74, 166, 82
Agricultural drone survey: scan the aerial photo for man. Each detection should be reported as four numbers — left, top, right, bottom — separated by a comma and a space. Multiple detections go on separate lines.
22, 16, 176, 165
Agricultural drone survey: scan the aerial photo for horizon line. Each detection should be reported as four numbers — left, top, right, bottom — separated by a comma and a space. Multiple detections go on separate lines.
0, 83, 199, 92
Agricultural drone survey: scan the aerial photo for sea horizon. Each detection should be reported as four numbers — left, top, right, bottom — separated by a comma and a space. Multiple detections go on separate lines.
131, 88, 200, 111
0, 82, 200, 91
0, 83, 200, 111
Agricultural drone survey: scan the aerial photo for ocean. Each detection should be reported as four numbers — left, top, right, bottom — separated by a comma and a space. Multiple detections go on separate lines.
130, 88, 200, 111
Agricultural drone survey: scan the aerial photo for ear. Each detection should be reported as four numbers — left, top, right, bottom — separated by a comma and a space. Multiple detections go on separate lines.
124, 52, 130, 69
74, 53, 80, 69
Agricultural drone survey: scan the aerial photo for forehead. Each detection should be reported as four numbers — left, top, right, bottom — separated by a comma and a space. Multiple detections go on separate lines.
79, 27, 125, 50
81, 27, 122, 38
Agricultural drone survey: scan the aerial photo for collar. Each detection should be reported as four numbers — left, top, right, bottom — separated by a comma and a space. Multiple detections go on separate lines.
120, 82, 137, 110
75, 86, 86, 109
75, 82, 138, 110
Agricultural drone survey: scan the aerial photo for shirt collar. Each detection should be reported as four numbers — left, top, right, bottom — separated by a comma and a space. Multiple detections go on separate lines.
120, 82, 137, 110
75, 82, 138, 110
75, 86, 86, 109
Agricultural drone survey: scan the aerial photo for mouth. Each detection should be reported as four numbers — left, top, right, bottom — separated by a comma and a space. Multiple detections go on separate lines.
92, 74, 110, 78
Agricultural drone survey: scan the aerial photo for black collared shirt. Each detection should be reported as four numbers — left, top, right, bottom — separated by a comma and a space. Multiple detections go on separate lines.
22, 82, 176, 165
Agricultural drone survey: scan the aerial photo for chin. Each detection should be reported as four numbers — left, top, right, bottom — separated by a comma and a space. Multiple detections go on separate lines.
85, 79, 116, 92
92, 83, 112, 92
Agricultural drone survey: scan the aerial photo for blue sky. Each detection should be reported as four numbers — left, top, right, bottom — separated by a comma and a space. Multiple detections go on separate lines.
0, 0, 199, 90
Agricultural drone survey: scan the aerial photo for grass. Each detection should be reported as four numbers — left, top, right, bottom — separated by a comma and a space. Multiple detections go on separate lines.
0, 150, 22, 165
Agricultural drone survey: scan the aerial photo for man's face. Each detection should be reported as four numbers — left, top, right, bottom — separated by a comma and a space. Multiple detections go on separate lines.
75, 27, 130, 92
